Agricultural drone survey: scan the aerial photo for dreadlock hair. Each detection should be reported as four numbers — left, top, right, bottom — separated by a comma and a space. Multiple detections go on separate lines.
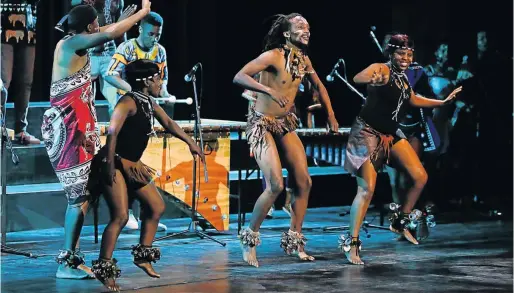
383, 33, 415, 59
263, 13, 304, 52
125, 60, 160, 91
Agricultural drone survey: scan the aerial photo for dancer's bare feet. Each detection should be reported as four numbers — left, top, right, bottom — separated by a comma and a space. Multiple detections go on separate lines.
295, 245, 315, 261
131, 244, 161, 277
241, 243, 259, 267
134, 261, 160, 278
390, 224, 419, 245
91, 259, 121, 292
55, 249, 94, 279
345, 245, 364, 265
98, 277, 120, 292
77, 264, 95, 278
56, 263, 94, 279
239, 228, 261, 267
389, 208, 420, 245
339, 233, 364, 265
281, 230, 315, 261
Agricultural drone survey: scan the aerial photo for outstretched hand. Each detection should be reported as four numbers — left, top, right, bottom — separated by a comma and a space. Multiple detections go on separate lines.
118, 4, 137, 21
443, 86, 463, 104
141, 0, 151, 11
370, 66, 388, 86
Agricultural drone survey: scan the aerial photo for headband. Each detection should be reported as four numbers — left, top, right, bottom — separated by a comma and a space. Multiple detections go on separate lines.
387, 44, 415, 51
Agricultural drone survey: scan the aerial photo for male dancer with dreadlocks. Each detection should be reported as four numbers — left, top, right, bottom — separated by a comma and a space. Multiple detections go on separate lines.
41, 1, 150, 279
233, 13, 339, 267
340, 34, 462, 265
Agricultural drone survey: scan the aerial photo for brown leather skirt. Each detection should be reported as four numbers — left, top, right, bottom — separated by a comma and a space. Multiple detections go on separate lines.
344, 117, 405, 175
89, 146, 156, 194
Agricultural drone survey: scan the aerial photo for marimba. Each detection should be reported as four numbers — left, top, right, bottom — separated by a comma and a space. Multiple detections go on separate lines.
97, 120, 352, 232
296, 127, 351, 166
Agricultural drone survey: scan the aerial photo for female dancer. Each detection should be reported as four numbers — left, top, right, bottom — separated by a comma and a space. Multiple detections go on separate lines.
91, 59, 203, 291
340, 34, 462, 265
42, 1, 149, 279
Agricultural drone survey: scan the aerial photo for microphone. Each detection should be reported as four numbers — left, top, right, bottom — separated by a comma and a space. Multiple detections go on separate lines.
157, 96, 194, 105
326, 59, 343, 82
370, 26, 383, 53
184, 63, 201, 82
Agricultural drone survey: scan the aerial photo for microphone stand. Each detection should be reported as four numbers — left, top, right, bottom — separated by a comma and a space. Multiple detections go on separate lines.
332, 71, 366, 101
1, 88, 36, 257
154, 67, 225, 246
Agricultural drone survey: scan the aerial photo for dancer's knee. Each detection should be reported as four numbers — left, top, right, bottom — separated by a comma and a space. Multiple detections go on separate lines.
412, 168, 428, 189
268, 176, 284, 196
147, 203, 165, 221
357, 182, 375, 202
296, 174, 312, 194
111, 212, 129, 228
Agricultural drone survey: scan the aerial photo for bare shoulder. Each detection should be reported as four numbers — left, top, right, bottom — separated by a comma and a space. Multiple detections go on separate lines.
258, 48, 282, 63
54, 39, 73, 64
373, 63, 390, 74
119, 94, 137, 107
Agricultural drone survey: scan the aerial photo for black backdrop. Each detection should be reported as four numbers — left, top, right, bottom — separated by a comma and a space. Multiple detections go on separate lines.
34, 0, 512, 123
31, 0, 513, 204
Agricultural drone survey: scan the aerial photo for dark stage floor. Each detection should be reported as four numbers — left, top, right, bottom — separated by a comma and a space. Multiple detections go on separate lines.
1, 207, 512, 293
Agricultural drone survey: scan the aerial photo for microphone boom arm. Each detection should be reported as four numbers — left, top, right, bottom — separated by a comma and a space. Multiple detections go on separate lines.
334, 70, 366, 101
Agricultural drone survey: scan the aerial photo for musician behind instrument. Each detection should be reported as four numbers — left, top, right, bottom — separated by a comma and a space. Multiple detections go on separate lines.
425, 42, 469, 155
89, 59, 203, 291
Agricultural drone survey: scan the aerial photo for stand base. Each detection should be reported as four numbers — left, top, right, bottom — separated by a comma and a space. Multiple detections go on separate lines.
1, 244, 38, 258
153, 221, 226, 247
322, 221, 390, 238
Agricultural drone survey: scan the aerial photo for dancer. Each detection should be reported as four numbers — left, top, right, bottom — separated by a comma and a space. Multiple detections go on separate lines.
233, 13, 339, 267
385, 61, 437, 241
105, 11, 169, 231
90, 59, 203, 291
70, 0, 128, 116
41, 1, 151, 279
243, 75, 319, 219
340, 34, 462, 265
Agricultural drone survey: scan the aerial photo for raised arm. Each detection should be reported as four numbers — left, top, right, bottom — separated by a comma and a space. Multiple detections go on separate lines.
409, 86, 462, 108
353, 63, 390, 86
104, 96, 136, 185
152, 100, 205, 161
64, 0, 150, 52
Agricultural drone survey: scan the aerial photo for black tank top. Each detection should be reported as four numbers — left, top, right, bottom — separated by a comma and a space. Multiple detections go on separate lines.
359, 63, 412, 135
115, 92, 155, 162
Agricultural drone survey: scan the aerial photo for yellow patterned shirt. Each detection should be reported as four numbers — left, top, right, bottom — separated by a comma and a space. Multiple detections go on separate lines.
107, 38, 168, 96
